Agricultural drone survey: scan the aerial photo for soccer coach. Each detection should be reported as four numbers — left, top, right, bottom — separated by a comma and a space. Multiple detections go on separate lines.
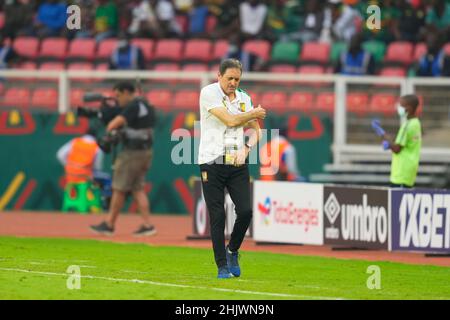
198, 58, 266, 279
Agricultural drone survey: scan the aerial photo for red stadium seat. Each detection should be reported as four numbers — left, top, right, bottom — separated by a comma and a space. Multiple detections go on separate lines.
243, 40, 271, 60
40, 62, 65, 71
67, 62, 94, 71
173, 90, 199, 110
13, 37, 39, 59
300, 42, 330, 64
182, 63, 209, 72
184, 39, 212, 62
95, 63, 109, 71
67, 38, 96, 61
384, 41, 414, 65
346, 92, 369, 115
146, 90, 172, 111
153, 39, 184, 61
269, 64, 296, 73
97, 38, 118, 60
245, 91, 259, 106
287, 92, 314, 111
131, 38, 154, 61
212, 40, 229, 60
2, 88, 30, 108
298, 65, 326, 74
70, 89, 85, 106
379, 67, 407, 77
39, 38, 68, 60
0, 12, 4, 29
18, 62, 37, 70
153, 63, 180, 71
414, 42, 427, 62
443, 43, 450, 56
315, 92, 335, 113
31, 88, 58, 110
369, 93, 397, 116
260, 91, 287, 110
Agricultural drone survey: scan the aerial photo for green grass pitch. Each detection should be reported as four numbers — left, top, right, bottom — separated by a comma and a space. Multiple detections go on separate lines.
0, 236, 449, 300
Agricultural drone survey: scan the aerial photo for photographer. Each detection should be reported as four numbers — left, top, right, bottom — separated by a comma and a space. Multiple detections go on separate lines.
90, 81, 157, 236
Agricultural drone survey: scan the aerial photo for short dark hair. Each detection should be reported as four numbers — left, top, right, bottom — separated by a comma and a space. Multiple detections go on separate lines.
113, 81, 135, 93
401, 94, 420, 111
219, 58, 243, 75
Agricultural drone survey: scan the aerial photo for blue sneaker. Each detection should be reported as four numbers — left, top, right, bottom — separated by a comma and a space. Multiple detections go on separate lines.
226, 245, 240, 277
217, 266, 233, 279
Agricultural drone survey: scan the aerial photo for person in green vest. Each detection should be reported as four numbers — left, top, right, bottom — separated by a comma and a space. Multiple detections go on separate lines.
371, 94, 422, 188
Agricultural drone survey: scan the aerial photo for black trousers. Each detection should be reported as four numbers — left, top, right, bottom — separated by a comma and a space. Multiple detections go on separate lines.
199, 161, 252, 268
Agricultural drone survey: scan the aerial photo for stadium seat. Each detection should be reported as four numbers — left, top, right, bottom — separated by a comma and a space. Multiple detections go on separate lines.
369, 93, 397, 116
298, 65, 326, 74
269, 64, 296, 73
212, 40, 229, 60
70, 89, 102, 109
384, 41, 414, 65
362, 40, 386, 64
153, 39, 184, 61
153, 63, 180, 71
413, 42, 427, 62
13, 37, 40, 59
184, 39, 212, 62
0, 12, 4, 29
96, 38, 118, 60
245, 91, 259, 105
31, 88, 58, 110
146, 90, 172, 111
443, 43, 450, 56
330, 41, 347, 64
259, 91, 287, 110
2, 88, 30, 108
243, 40, 271, 60
271, 41, 300, 64
173, 90, 199, 110
68, 62, 94, 83
18, 62, 37, 70
287, 92, 314, 112
315, 92, 334, 113
300, 42, 330, 65
40, 62, 65, 71
67, 38, 96, 61
346, 92, 369, 115
39, 38, 68, 60
95, 63, 109, 71
379, 67, 407, 77
182, 63, 209, 71
131, 38, 154, 61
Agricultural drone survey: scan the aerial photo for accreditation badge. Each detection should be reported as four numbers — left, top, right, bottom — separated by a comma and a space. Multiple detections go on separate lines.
239, 102, 246, 112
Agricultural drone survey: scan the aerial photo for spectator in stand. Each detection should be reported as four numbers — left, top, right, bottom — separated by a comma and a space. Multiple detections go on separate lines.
325, 0, 362, 43
359, 0, 400, 43
264, 0, 302, 42
94, 0, 119, 42
128, 0, 163, 38
188, 0, 209, 37
393, 0, 426, 43
415, 32, 450, 77
150, 0, 182, 38
209, 0, 240, 39
285, 0, 327, 42
224, 34, 264, 72
425, 0, 450, 39
0, 34, 21, 70
239, 0, 268, 40
2, 0, 34, 40
34, 0, 68, 38
72, 0, 96, 39
109, 32, 145, 70
334, 32, 375, 75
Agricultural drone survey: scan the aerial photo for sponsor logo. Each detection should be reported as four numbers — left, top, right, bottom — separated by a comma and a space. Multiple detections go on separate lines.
258, 197, 271, 225
325, 193, 388, 243
398, 193, 450, 249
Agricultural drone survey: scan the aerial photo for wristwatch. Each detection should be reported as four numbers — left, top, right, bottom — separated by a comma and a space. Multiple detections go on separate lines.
245, 143, 252, 150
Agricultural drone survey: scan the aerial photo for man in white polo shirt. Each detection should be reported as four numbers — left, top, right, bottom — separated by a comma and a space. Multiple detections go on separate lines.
199, 58, 266, 279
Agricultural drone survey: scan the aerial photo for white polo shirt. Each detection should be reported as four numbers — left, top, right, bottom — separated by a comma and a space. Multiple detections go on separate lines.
198, 82, 254, 164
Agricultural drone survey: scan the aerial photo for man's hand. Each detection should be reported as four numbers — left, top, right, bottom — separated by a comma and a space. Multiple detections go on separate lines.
252, 105, 266, 120
382, 140, 391, 150
371, 119, 386, 137
235, 147, 249, 166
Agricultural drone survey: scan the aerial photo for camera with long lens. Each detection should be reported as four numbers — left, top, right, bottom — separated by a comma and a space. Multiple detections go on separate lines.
76, 92, 123, 153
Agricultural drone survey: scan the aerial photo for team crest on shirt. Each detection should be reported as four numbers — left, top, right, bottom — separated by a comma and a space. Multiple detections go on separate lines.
239, 102, 246, 112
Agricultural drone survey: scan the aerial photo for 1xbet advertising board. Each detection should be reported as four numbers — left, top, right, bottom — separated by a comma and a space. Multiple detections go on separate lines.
323, 186, 389, 249
391, 189, 450, 253
253, 181, 323, 245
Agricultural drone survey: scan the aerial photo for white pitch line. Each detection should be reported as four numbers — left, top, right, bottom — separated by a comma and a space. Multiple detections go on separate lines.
0, 267, 344, 300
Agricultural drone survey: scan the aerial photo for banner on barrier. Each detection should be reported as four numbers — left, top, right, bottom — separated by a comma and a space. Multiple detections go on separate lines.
323, 186, 389, 249
191, 179, 252, 238
253, 181, 323, 245
391, 189, 450, 253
